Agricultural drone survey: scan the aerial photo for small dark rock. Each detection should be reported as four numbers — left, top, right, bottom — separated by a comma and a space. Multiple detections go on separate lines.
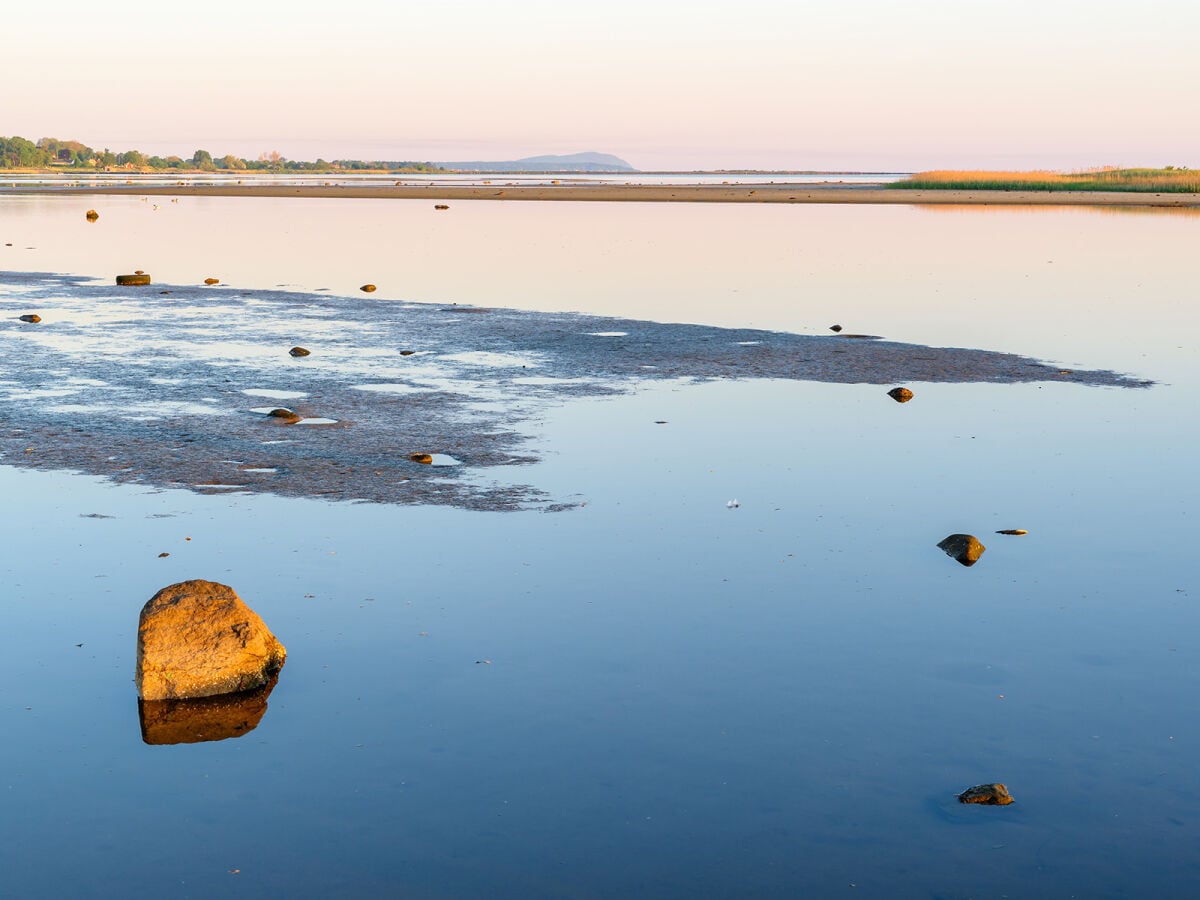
399, 350, 416, 356
19, 314, 41, 323
409, 452, 433, 465
134, 269, 145, 276
360, 284, 377, 293
85, 209, 99, 221
957, 783, 1014, 805
434, 204, 449, 210
267, 408, 301, 424
158, 552, 170, 558
829, 324, 843, 332
996, 529, 1028, 536
938, 534, 986, 566
888, 387, 914, 403
289, 347, 311, 358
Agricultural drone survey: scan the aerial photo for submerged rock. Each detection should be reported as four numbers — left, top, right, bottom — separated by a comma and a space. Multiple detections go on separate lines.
957, 783, 1014, 805
18, 314, 41, 323
135, 580, 286, 701
409, 452, 433, 464
139, 673, 279, 745
360, 283, 377, 293
288, 346, 311, 357
267, 408, 301, 423
938, 533, 986, 566
116, 273, 151, 286
888, 387, 914, 403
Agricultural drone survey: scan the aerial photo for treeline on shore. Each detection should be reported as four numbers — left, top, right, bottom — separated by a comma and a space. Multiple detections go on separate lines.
0, 135, 444, 173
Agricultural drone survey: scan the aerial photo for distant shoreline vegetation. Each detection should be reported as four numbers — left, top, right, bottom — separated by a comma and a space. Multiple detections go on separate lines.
0, 135, 444, 173
891, 168, 1200, 193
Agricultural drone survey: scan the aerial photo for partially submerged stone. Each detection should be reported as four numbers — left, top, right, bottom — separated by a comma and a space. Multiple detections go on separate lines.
85, 209, 99, 221
888, 387, 914, 403
267, 407, 301, 423
938, 533, 986, 566
136, 580, 286, 701
434, 204, 449, 210
139, 673, 279, 745
996, 529, 1028, 536
829, 324, 843, 332
360, 283, 377, 293
957, 783, 1014, 805
409, 452, 433, 464
288, 346, 311, 357
203, 277, 220, 285
116, 273, 151, 286
18, 314, 41, 323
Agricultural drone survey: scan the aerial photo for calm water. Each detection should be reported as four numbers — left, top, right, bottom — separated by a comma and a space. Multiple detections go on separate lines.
1, 196, 1197, 898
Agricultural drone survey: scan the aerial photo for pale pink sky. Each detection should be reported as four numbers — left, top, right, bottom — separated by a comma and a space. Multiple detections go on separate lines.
5, 0, 1198, 170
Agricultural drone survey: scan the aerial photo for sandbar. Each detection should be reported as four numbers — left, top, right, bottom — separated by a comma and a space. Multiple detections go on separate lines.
4, 182, 1200, 207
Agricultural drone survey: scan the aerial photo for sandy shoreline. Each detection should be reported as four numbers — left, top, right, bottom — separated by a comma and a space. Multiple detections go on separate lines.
4, 182, 1200, 206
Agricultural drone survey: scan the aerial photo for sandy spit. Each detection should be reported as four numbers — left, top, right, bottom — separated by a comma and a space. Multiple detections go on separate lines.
4, 183, 1200, 207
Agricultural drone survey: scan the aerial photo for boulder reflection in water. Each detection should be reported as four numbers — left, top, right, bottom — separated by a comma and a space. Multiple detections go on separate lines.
138, 673, 280, 745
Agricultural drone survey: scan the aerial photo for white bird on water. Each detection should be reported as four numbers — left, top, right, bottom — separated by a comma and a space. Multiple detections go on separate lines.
726, 499, 740, 509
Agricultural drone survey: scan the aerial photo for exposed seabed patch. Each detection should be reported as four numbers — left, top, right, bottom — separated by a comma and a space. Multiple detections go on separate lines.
1, 273, 1148, 510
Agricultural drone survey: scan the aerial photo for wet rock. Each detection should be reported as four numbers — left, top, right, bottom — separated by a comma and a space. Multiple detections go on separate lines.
135, 579, 286, 701
116, 273, 151, 286
18, 314, 41, 323
938, 533, 986, 566
139, 673, 278, 745
204, 277, 220, 285
288, 346, 311, 357
360, 284, 377, 293
888, 387, 914, 403
829, 324, 843, 332
85, 209, 99, 221
996, 529, 1028, 536
409, 452, 433, 464
957, 783, 1014, 805
267, 408, 301, 423
135, 269, 145, 275
399, 350, 416, 356
434, 204, 449, 210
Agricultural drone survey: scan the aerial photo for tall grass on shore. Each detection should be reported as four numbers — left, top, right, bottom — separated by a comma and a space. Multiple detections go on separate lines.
891, 167, 1200, 193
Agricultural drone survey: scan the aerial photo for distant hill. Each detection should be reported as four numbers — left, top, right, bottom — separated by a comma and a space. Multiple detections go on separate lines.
439, 152, 636, 173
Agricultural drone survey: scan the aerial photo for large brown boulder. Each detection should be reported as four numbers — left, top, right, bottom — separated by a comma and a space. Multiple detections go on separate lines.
136, 580, 286, 701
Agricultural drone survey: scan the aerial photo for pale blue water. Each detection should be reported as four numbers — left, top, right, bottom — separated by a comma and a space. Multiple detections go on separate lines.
0, 197, 1197, 898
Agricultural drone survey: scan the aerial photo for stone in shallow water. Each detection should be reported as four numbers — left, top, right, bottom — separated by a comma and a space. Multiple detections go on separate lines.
203, 277, 220, 285
938, 533, 986, 566
136, 580, 286, 701
360, 283, 377, 293
267, 407, 301, 423
18, 314, 41, 323
409, 452, 433, 464
957, 783, 1014, 805
116, 273, 151, 286
888, 387, 914, 403
288, 346, 311, 357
